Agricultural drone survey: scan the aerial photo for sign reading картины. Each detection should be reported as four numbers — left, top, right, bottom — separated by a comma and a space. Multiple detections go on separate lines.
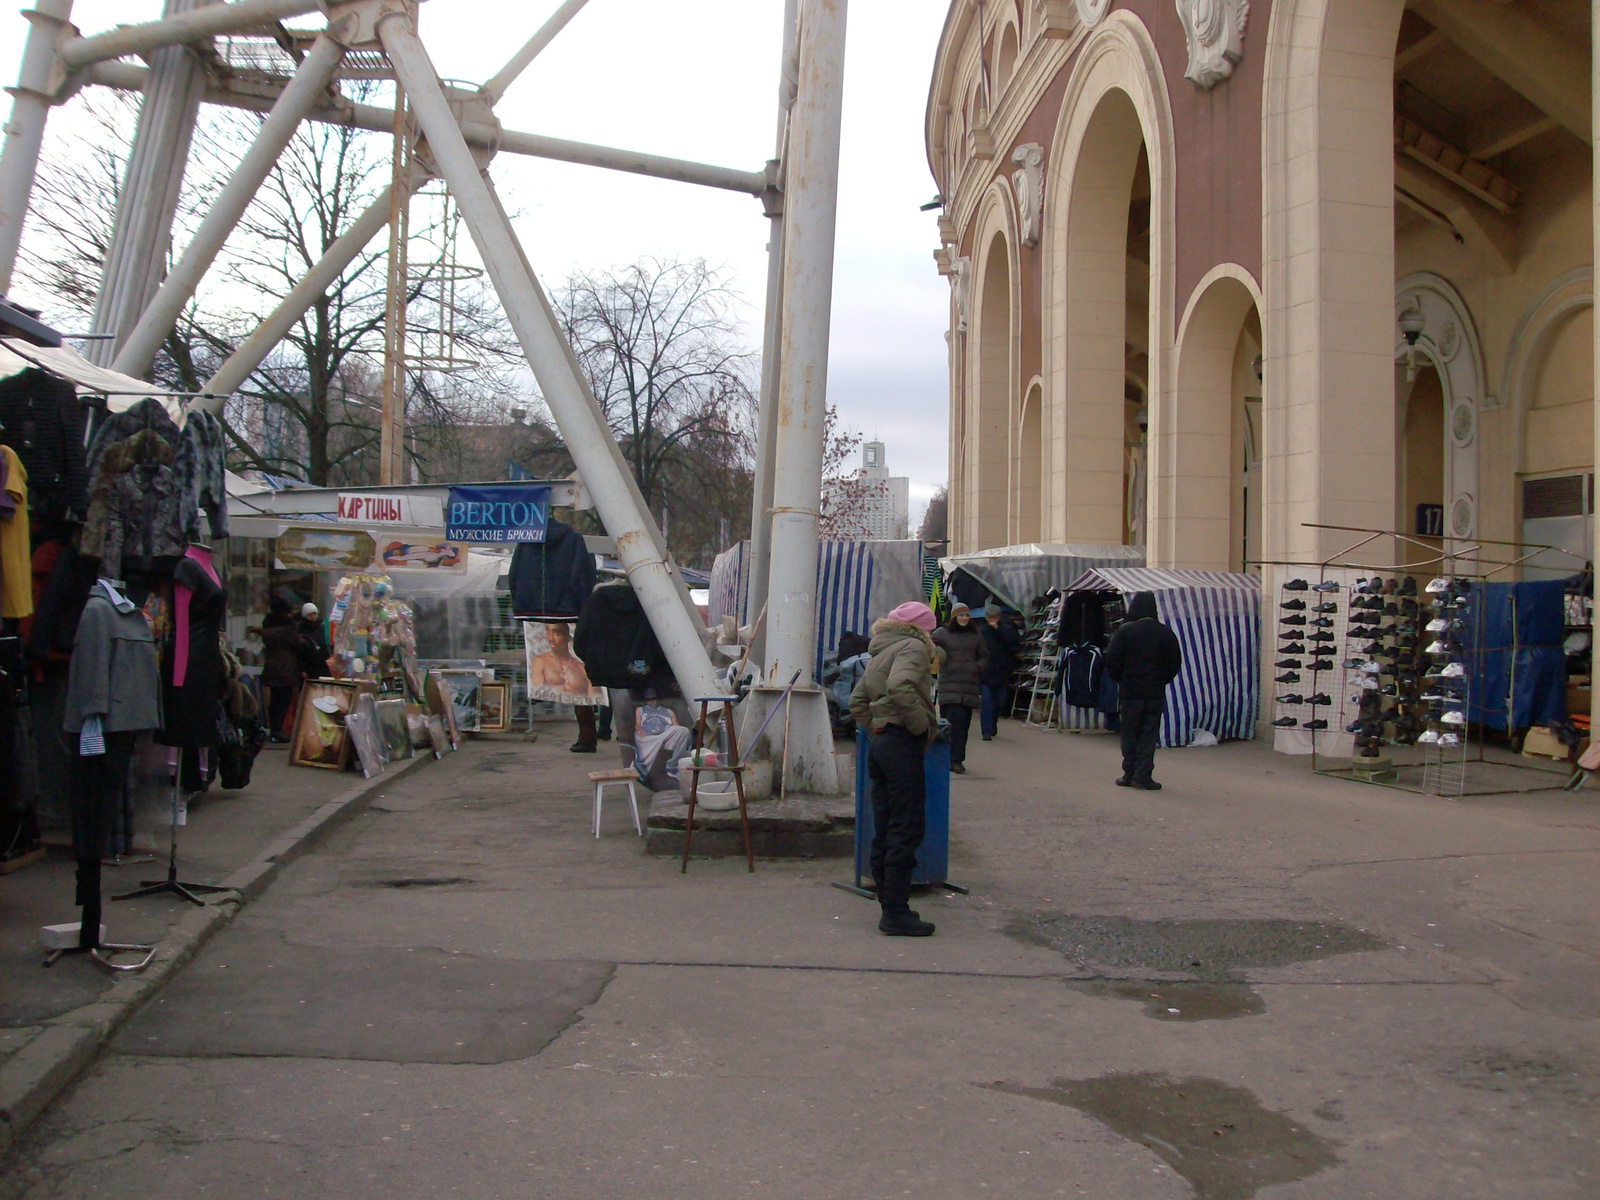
445, 484, 551, 543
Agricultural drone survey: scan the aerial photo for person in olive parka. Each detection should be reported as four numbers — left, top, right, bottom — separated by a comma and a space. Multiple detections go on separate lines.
1103, 590, 1182, 790
849, 600, 941, 938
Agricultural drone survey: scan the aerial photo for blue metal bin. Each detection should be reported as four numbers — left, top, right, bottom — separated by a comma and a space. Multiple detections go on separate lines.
852, 727, 951, 887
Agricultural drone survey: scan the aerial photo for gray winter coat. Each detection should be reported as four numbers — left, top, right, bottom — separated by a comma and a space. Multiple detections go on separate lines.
932, 621, 988, 708
63, 583, 162, 734
176, 410, 229, 541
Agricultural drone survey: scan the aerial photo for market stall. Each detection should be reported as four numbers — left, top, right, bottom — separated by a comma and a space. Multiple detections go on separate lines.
1060, 566, 1261, 748
939, 543, 1144, 614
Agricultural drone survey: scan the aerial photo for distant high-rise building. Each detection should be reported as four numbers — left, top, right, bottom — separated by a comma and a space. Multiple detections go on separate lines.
827, 441, 911, 539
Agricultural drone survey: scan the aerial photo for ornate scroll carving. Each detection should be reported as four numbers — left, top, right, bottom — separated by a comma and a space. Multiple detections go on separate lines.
1011, 143, 1044, 248
1176, 0, 1249, 89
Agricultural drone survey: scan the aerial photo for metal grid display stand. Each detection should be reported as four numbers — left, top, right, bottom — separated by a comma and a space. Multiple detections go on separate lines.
1020, 593, 1064, 728
1262, 524, 1583, 798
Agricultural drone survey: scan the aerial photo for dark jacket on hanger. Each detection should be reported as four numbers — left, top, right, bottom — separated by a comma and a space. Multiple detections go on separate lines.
573, 583, 674, 691
176, 409, 229, 541
85, 397, 182, 488
508, 518, 595, 619
63, 582, 162, 734
84, 430, 183, 580
0, 368, 87, 522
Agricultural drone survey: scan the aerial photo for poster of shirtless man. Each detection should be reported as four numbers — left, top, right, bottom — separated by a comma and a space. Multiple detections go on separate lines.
523, 620, 605, 706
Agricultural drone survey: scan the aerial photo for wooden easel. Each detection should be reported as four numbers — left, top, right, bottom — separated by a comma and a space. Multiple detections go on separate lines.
681, 694, 753, 873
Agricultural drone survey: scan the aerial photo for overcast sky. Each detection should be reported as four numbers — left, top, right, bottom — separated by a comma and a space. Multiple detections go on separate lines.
0, 0, 951, 525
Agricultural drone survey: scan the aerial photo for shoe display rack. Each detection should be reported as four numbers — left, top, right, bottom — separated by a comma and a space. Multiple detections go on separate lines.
1418, 575, 1473, 797
1017, 592, 1063, 728
1270, 577, 1345, 736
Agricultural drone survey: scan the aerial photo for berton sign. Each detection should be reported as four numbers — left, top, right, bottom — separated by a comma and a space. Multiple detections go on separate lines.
445, 483, 551, 543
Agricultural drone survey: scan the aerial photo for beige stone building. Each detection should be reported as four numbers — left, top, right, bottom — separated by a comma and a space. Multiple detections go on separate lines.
927, 0, 1594, 582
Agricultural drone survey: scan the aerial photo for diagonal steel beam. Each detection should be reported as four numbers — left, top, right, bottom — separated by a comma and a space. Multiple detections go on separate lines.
58, 0, 322, 68
479, 0, 592, 105
377, 11, 717, 698
0, 0, 73, 295
112, 28, 349, 379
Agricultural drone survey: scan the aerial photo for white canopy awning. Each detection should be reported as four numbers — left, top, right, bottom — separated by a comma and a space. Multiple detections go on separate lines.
0, 336, 203, 417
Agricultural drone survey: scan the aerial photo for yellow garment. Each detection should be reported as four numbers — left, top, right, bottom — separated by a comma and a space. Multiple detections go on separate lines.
0, 445, 31, 619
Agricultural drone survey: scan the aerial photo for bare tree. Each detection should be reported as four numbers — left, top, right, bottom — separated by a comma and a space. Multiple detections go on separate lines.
818, 405, 877, 539
919, 485, 948, 543
551, 258, 757, 566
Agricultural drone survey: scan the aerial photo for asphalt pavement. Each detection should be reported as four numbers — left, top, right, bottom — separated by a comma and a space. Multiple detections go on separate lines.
2, 722, 1595, 1199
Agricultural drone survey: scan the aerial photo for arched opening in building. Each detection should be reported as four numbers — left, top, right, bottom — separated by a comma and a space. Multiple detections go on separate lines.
1397, 363, 1446, 557
1018, 381, 1042, 542
1520, 304, 1595, 576
1063, 88, 1148, 547
1173, 273, 1261, 571
996, 20, 1018, 94
972, 230, 1012, 550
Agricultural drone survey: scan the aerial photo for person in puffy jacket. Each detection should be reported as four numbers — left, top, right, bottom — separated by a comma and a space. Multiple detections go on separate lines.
1103, 591, 1182, 790
931, 602, 987, 773
977, 605, 1021, 740
260, 600, 309, 743
849, 601, 940, 938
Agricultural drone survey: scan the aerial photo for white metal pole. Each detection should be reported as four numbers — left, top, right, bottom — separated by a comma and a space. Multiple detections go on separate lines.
377, 13, 719, 699
199, 182, 408, 409
0, 0, 73, 295
746, 0, 801, 636
479, 0, 592, 105
112, 29, 348, 379
57, 0, 321, 68
763, 0, 848, 689
88, 0, 212, 367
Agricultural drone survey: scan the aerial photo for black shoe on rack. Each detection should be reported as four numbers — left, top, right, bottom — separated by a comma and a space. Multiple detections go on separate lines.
1302, 719, 1328, 730
1309, 631, 1336, 643
1311, 617, 1335, 628
1312, 601, 1339, 613
1311, 580, 1340, 592
1308, 659, 1335, 672
1274, 658, 1302, 669
1279, 642, 1306, 655
1398, 576, 1418, 596
1280, 598, 1307, 610
1275, 692, 1304, 705
1308, 693, 1332, 706
1284, 578, 1309, 590
1280, 614, 1307, 626
1272, 715, 1298, 728
1275, 671, 1301, 684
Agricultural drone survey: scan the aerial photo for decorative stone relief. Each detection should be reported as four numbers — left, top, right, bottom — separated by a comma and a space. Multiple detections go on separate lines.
1175, 0, 1249, 90
1074, 0, 1112, 27
953, 255, 972, 333
1450, 399, 1476, 448
1011, 143, 1044, 248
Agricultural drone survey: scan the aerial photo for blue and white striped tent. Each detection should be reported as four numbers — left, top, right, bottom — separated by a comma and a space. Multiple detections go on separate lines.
1064, 567, 1261, 748
709, 539, 928, 678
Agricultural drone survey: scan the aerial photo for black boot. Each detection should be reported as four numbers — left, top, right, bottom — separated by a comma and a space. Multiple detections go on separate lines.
879, 908, 935, 936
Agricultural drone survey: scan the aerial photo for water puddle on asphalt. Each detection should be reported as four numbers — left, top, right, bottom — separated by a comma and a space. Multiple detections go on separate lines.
1010, 913, 1385, 1022
1068, 980, 1265, 1021
983, 1072, 1339, 1199
370, 876, 473, 889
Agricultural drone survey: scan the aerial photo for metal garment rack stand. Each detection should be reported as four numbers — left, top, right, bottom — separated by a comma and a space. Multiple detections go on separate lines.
1259, 524, 1587, 797
114, 762, 230, 906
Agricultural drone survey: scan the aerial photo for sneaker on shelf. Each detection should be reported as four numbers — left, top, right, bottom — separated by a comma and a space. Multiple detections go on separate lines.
1383, 602, 1401, 616
1275, 692, 1304, 705
1308, 659, 1335, 672
1302, 718, 1328, 730
1272, 715, 1298, 727
1441, 710, 1466, 725
1281, 614, 1307, 626
1309, 631, 1336, 643
1345, 718, 1365, 733
1426, 617, 1448, 632
1425, 640, 1448, 655
1281, 598, 1308, 611
1357, 660, 1382, 674
1398, 576, 1418, 596
1312, 617, 1335, 628
1342, 657, 1368, 670
1284, 578, 1309, 591
1425, 577, 1450, 594
1353, 676, 1378, 690
1274, 658, 1303, 669
1438, 733, 1462, 747
1311, 580, 1341, 592
1308, 693, 1332, 706
1275, 670, 1301, 684
1362, 642, 1385, 656
1380, 683, 1398, 697
1417, 729, 1440, 744
1279, 642, 1307, 656
1419, 688, 1443, 702
1312, 601, 1339, 614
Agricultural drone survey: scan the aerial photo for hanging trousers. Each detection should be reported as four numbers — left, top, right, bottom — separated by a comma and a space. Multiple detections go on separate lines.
1119, 697, 1164, 784
69, 731, 136, 949
867, 724, 927, 914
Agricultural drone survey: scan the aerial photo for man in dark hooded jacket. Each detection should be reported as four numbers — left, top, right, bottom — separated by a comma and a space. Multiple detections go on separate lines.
1103, 591, 1182, 790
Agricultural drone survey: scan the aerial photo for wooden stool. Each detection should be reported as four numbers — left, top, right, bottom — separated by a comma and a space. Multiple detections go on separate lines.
682, 694, 753, 873
587, 769, 642, 837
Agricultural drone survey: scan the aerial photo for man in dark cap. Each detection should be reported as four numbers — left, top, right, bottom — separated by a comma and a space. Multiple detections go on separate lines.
1103, 591, 1182, 790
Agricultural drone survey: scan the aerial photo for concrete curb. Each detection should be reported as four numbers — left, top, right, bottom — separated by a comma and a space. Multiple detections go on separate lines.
0, 752, 435, 1160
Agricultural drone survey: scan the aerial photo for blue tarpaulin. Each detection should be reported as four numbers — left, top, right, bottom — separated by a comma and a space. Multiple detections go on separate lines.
1464, 580, 1568, 730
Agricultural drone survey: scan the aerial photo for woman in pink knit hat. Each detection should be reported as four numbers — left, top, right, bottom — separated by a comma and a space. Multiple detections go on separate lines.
847, 599, 939, 937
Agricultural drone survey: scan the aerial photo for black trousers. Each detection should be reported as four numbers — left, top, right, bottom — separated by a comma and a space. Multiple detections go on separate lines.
267, 686, 294, 737
1119, 697, 1164, 784
70, 731, 136, 949
867, 725, 927, 913
940, 703, 973, 766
